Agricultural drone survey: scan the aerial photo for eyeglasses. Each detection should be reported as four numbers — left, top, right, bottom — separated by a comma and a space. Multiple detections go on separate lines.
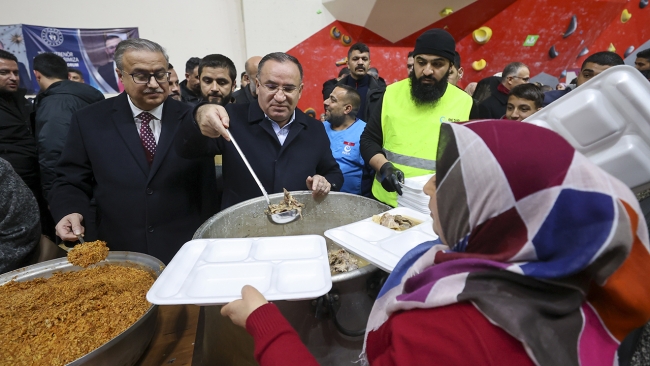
261, 83, 299, 95
511, 76, 530, 82
122, 71, 170, 84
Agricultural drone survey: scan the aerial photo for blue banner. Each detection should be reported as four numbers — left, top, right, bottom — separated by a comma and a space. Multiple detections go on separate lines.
19, 25, 138, 94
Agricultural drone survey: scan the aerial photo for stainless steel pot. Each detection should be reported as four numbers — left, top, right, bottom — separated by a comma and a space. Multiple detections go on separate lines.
0, 252, 164, 366
194, 191, 390, 366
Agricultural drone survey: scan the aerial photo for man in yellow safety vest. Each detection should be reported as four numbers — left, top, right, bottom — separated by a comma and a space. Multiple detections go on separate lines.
360, 29, 476, 207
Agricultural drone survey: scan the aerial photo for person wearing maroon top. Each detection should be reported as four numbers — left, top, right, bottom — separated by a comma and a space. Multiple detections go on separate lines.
222, 120, 650, 366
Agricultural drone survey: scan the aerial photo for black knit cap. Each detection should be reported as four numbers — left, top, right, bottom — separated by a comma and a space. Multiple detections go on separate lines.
412, 29, 456, 64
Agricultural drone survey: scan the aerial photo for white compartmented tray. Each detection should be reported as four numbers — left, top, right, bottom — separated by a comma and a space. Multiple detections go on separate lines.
324, 207, 438, 273
147, 235, 332, 305
524, 65, 650, 191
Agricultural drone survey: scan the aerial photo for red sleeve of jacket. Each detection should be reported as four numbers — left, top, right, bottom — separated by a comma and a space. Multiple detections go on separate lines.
246, 303, 320, 366
366, 302, 536, 366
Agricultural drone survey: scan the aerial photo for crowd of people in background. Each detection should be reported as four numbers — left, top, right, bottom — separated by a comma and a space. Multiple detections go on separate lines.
2, 26, 650, 366
1, 28, 649, 272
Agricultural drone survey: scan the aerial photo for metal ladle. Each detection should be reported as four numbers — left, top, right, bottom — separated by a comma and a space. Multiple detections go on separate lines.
227, 130, 300, 224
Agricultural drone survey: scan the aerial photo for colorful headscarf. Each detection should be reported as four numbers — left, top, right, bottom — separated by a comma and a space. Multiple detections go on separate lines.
363, 120, 650, 365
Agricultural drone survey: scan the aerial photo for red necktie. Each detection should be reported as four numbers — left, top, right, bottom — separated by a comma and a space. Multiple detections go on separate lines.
137, 112, 157, 164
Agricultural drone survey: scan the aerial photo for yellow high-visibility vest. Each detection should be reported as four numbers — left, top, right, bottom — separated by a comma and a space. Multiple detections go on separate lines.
372, 79, 473, 206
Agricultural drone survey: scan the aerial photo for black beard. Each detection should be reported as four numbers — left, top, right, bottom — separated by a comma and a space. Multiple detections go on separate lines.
328, 112, 346, 127
0, 88, 17, 100
409, 70, 449, 106
205, 91, 233, 107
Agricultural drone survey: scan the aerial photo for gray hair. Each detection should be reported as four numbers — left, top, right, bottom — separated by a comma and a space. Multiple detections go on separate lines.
114, 38, 169, 70
501, 62, 527, 82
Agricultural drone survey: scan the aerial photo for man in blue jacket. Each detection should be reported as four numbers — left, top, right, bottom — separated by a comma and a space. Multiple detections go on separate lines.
323, 85, 372, 196
178, 52, 343, 209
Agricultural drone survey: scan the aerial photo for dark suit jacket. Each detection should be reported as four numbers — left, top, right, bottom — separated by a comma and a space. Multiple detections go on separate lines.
49, 93, 219, 264
177, 102, 343, 209
97, 62, 119, 93
233, 84, 256, 104
478, 90, 508, 119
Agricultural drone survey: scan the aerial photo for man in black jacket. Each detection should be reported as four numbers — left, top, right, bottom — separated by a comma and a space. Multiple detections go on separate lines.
0, 50, 53, 238
180, 57, 202, 104
179, 52, 343, 209
321, 43, 385, 121
478, 62, 529, 119
233, 56, 261, 104
32, 52, 105, 199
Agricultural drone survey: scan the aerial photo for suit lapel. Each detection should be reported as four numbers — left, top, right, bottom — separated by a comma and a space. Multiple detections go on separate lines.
249, 102, 280, 144
112, 93, 149, 177
279, 110, 306, 155
148, 100, 179, 182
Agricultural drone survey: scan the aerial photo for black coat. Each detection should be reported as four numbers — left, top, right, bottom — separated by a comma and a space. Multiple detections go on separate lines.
33, 80, 105, 198
179, 80, 201, 104
49, 93, 219, 264
0, 88, 38, 188
322, 75, 385, 121
478, 90, 508, 119
232, 84, 256, 104
177, 102, 343, 209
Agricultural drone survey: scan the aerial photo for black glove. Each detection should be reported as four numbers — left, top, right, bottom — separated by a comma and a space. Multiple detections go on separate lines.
377, 162, 404, 195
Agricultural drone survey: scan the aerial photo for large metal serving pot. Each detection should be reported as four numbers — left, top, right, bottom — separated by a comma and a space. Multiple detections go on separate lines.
0, 251, 164, 366
194, 191, 391, 366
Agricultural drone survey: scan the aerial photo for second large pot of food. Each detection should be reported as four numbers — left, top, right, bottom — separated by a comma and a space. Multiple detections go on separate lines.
194, 191, 391, 366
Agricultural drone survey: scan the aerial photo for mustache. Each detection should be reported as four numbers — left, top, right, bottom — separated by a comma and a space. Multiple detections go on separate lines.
143, 88, 164, 94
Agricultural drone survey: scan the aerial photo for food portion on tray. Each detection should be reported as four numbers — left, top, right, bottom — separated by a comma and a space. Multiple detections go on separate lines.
372, 213, 421, 231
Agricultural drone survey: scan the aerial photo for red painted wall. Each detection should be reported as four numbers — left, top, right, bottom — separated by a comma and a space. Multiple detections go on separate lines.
288, 0, 650, 116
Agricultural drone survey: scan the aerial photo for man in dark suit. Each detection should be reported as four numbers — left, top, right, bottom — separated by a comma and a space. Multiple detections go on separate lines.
178, 52, 343, 210
50, 38, 218, 264
478, 62, 529, 119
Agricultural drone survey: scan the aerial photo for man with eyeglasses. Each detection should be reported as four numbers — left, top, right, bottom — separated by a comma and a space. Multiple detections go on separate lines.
49, 38, 218, 264
178, 52, 343, 210
478, 62, 530, 119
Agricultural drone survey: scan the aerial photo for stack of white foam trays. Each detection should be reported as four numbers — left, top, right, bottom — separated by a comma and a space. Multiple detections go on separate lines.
397, 174, 433, 215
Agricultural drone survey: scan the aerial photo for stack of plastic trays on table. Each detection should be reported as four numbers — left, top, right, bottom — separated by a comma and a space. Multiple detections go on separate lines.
397, 174, 433, 214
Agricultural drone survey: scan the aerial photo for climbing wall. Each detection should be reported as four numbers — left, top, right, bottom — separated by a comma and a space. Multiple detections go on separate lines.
289, 0, 650, 116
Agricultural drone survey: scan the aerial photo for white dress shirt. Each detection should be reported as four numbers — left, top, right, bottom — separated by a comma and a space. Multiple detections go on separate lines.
267, 111, 296, 146
127, 96, 163, 143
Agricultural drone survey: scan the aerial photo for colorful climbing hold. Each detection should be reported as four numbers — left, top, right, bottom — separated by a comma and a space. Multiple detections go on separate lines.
439, 7, 453, 17
608, 43, 616, 52
563, 15, 577, 38
330, 26, 341, 40
341, 35, 352, 46
472, 59, 487, 71
578, 47, 589, 58
641, 0, 648, 9
549, 45, 559, 58
621, 9, 632, 22
335, 57, 347, 66
624, 46, 635, 58
472, 27, 492, 44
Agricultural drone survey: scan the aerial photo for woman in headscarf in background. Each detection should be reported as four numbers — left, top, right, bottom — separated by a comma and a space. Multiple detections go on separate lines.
222, 120, 650, 366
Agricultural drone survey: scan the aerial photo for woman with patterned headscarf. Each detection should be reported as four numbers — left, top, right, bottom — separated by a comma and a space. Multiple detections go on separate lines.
222, 120, 650, 366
